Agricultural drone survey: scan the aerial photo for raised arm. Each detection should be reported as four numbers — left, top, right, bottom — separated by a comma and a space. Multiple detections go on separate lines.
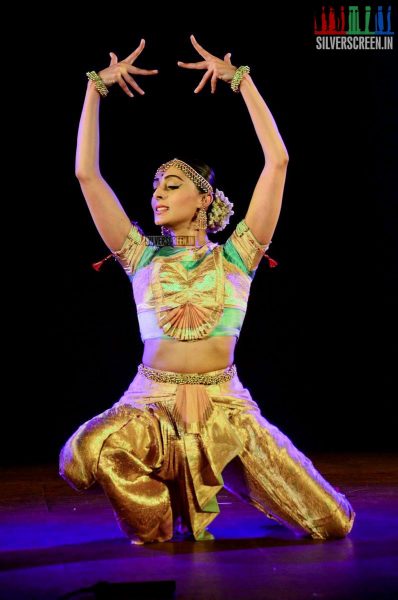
178, 36, 288, 246
75, 40, 159, 251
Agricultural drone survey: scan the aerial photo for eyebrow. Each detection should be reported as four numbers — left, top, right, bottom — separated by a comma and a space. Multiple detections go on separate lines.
153, 174, 184, 184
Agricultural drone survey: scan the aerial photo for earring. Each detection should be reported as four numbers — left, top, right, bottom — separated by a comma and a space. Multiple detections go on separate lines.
195, 208, 208, 230
161, 226, 172, 236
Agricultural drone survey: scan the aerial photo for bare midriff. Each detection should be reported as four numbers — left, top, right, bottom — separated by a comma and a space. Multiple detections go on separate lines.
142, 336, 237, 373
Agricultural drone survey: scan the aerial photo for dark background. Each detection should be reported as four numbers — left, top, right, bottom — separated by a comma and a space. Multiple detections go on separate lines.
8, 5, 397, 465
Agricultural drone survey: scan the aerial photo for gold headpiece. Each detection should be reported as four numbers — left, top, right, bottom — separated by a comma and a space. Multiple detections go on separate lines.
155, 158, 213, 194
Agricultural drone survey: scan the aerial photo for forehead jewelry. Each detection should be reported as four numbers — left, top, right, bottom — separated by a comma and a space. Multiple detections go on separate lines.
155, 158, 213, 194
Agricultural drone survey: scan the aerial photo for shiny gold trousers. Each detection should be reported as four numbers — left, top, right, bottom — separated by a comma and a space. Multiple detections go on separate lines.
59, 364, 355, 543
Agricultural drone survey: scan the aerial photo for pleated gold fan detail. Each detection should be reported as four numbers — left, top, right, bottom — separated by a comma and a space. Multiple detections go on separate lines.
151, 245, 225, 341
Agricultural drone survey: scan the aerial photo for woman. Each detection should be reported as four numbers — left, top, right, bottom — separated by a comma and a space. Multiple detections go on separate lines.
60, 36, 355, 544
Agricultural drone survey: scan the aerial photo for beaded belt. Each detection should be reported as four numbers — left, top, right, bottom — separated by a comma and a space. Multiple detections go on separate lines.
138, 363, 237, 385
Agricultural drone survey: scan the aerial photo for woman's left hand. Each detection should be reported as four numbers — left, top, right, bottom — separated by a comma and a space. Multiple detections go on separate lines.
177, 35, 237, 94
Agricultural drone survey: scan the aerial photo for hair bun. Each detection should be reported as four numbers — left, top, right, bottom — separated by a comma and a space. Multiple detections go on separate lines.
207, 189, 234, 233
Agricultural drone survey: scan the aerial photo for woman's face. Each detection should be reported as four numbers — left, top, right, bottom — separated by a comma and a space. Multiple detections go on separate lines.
151, 167, 210, 231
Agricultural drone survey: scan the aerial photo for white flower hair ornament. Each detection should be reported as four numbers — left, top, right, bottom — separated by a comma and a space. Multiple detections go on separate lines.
207, 189, 234, 233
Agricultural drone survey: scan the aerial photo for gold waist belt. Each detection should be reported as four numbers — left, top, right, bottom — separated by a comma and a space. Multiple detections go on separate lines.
138, 363, 237, 386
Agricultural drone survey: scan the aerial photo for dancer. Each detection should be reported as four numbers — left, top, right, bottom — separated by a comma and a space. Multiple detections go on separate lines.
60, 36, 355, 544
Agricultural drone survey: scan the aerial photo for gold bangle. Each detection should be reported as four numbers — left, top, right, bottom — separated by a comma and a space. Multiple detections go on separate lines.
230, 66, 250, 93
86, 71, 109, 97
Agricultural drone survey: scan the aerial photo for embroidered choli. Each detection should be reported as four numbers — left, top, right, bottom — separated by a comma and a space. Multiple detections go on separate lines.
113, 220, 271, 342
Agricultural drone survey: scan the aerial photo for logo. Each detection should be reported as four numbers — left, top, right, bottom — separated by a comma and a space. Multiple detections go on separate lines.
314, 5, 394, 50
146, 235, 197, 247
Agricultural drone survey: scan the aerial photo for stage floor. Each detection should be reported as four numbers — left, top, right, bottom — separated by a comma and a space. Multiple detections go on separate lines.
1, 453, 397, 600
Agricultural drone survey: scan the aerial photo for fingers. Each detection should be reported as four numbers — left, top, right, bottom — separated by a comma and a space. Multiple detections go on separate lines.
122, 73, 145, 96
194, 70, 212, 94
124, 38, 146, 63
104, 40, 159, 98
177, 60, 207, 70
116, 73, 134, 98
210, 72, 218, 94
137, 69, 159, 75
190, 34, 211, 59
126, 65, 159, 76
224, 52, 232, 64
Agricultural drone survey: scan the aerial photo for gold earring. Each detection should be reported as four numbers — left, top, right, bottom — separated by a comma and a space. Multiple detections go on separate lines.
195, 208, 207, 230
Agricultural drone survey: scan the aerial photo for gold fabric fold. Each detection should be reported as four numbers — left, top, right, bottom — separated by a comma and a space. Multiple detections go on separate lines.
151, 245, 225, 340
173, 383, 214, 433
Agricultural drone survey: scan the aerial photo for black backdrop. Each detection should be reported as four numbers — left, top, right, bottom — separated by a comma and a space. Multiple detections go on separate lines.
8, 7, 397, 465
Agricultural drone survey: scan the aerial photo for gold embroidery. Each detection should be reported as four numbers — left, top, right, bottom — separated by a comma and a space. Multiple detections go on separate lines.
151, 245, 225, 341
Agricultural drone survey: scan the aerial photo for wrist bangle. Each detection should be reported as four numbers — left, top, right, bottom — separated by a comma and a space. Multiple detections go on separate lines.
230, 66, 250, 93
86, 71, 109, 97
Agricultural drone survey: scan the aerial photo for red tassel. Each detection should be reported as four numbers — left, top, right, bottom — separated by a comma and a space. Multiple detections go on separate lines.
91, 253, 114, 271
250, 240, 279, 269
264, 254, 278, 268
257, 247, 278, 268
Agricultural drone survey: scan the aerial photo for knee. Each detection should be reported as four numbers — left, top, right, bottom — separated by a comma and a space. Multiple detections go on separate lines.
59, 405, 134, 490
59, 405, 164, 490
59, 422, 99, 490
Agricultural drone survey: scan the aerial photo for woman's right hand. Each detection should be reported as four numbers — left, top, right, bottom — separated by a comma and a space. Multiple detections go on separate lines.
98, 39, 159, 97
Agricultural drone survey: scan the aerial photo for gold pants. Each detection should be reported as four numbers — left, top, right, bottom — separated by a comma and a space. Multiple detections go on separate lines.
59, 363, 355, 543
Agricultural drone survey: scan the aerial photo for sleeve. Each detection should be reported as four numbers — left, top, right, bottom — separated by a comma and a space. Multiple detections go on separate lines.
113, 221, 154, 276
223, 219, 271, 277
